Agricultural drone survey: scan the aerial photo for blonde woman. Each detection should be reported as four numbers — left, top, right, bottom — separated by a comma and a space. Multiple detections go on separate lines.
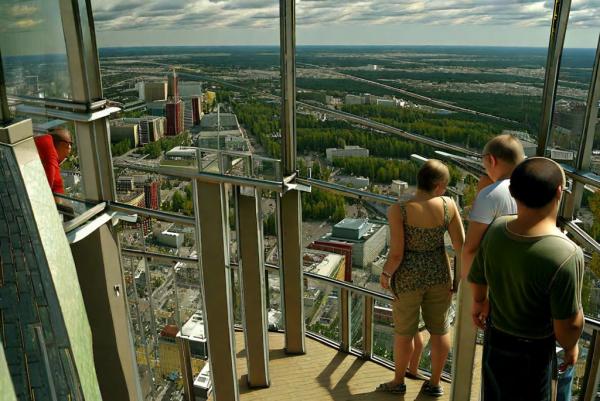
378, 159, 465, 397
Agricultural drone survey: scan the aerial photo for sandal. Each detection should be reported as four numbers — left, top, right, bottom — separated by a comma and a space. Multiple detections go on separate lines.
405, 370, 428, 381
376, 382, 407, 394
421, 381, 444, 397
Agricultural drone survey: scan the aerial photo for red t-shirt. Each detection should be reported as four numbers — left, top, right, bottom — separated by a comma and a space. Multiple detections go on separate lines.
34, 134, 65, 194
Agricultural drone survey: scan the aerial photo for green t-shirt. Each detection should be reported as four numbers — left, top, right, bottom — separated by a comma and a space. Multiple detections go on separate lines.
468, 216, 584, 339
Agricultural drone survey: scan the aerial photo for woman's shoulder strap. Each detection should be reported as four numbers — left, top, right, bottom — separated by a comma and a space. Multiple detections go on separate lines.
441, 197, 451, 227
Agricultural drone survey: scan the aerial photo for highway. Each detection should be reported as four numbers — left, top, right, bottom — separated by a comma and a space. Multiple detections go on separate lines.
298, 62, 519, 125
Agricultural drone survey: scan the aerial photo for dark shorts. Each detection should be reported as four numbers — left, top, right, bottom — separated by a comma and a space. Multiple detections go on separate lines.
483, 327, 555, 401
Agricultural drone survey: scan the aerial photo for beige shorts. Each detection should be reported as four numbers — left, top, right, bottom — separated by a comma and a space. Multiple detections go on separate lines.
392, 283, 452, 336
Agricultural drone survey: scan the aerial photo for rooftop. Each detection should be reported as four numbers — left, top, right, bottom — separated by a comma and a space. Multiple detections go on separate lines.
200, 113, 239, 131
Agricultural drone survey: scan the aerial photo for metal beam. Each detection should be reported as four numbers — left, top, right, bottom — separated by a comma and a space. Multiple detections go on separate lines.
563, 36, 600, 219
450, 281, 477, 401
193, 181, 239, 401
362, 296, 374, 360
340, 288, 351, 353
537, 0, 572, 155
0, 50, 10, 123
581, 330, 600, 401
279, 0, 296, 175
58, 0, 116, 201
236, 187, 270, 387
278, 190, 306, 354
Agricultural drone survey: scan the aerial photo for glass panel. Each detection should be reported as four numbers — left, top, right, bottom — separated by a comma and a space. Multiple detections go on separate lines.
547, 27, 599, 166
569, 333, 593, 398
122, 255, 160, 397
304, 277, 341, 343
267, 269, 283, 331
350, 292, 364, 352
0, 0, 72, 101
580, 179, 600, 229
372, 299, 394, 362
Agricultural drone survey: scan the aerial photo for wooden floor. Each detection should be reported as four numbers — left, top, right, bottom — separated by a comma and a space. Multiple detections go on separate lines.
224, 332, 456, 401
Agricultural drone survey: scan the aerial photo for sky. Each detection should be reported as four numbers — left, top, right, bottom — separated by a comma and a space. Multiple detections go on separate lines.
0, 0, 598, 56
91, 0, 599, 48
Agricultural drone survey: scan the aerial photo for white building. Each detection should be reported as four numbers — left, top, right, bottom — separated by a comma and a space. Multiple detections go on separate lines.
344, 94, 364, 105
337, 175, 370, 189
326, 145, 370, 162
391, 180, 408, 196
376, 98, 396, 107
156, 230, 184, 248
551, 148, 576, 161
165, 146, 197, 161
137, 81, 167, 102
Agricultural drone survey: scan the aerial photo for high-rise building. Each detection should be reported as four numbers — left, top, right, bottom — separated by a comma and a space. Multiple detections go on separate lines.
166, 69, 184, 135
166, 100, 184, 136
179, 81, 203, 129
183, 96, 202, 129
144, 180, 160, 210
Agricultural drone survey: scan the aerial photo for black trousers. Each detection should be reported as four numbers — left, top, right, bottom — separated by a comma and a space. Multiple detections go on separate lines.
482, 326, 555, 401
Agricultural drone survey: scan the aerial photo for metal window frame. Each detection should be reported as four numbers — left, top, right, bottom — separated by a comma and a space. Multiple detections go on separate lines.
537, 0, 572, 156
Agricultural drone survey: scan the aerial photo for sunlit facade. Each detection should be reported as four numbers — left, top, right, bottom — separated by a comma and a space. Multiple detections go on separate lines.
0, 1, 599, 401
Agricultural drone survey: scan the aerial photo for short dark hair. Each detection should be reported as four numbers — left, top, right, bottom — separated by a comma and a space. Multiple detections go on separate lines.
509, 157, 565, 209
483, 134, 525, 166
417, 159, 449, 192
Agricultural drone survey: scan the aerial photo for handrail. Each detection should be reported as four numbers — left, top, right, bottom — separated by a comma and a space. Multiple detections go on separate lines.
562, 164, 600, 189
113, 160, 288, 192
561, 219, 600, 255
108, 201, 196, 226
297, 177, 397, 205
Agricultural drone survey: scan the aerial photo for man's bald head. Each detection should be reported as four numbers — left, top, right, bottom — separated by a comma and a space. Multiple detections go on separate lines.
49, 127, 72, 163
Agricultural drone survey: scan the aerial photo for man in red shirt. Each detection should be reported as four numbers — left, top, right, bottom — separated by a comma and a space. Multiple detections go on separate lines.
34, 127, 73, 195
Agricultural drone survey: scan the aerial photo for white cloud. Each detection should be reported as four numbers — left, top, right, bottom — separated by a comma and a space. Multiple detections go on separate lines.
89, 0, 599, 43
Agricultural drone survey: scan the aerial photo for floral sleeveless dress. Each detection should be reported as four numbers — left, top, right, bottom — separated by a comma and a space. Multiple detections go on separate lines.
391, 197, 452, 295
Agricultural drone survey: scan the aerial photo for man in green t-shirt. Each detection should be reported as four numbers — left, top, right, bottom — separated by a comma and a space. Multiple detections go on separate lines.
468, 157, 584, 401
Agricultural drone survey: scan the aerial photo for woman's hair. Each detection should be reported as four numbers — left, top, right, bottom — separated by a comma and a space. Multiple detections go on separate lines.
417, 159, 450, 192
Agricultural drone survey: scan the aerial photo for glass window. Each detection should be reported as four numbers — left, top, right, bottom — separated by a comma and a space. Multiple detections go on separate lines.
547, 26, 599, 166
0, 0, 72, 100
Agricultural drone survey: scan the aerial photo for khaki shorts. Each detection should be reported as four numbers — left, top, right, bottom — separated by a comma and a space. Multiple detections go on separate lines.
392, 283, 452, 336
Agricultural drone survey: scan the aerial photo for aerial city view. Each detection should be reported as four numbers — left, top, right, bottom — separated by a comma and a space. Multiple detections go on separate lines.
1, 0, 598, 400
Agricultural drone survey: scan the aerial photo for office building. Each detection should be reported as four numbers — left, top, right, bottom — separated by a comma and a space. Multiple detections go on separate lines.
147, 100, 167, 117
551, 148, 576, 161
144, 180, 160, 210
200, 112, 240, 131
325, 145, 369, 162
179, 81, 203, 98
156, 230, 184, 248
166, 100, 184, 135
116, 176, 135, 193
320, 218, 388, 268
109, 120, 139, 147
124, 116, 166, 144
138, 81, 168, 102
344, 94, 364, 105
